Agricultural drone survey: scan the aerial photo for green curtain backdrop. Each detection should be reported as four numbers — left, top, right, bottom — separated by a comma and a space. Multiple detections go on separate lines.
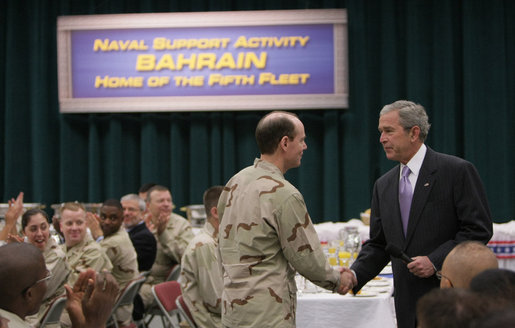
1, 0, 513, 223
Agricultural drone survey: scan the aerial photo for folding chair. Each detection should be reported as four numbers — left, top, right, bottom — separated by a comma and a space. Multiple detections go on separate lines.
150, 281, 182, 328
106, 274, 147, 328
39, 295, 67, 328
142, 265, 181, 327
175, 295, 197, 328
166, 264, 181, 281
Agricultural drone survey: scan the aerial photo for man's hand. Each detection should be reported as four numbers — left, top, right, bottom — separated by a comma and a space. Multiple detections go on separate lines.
144, 212, 155, 232
337, 267, 357, 294
81, 271, 119, 328
64, 269, 119, 328
86, 212, 103, 240
65, 269, 96, 327
154, 212, 169, 236
407, 256, 436, 278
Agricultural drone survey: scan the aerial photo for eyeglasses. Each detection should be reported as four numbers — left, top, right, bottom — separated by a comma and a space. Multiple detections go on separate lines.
21, 269, 52, 294
436, 270, 454, 288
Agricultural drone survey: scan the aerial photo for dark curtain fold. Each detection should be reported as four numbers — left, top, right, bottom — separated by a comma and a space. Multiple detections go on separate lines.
1, 0, 513, 223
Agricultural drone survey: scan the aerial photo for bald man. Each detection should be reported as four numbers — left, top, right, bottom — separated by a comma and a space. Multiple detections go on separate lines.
439, 240, 498, 288
217, 111, 355, 328
0, 242, 48, 327
0, 242, 119, 328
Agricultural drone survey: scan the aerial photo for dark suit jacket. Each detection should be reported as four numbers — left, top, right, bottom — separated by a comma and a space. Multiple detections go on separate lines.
351, 147, 493, 328
128, 222, 157, 272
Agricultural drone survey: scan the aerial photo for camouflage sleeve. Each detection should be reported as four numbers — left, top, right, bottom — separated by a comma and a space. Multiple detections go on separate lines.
44, 249, 70, 300
100, 236, 120, 264
180, 240, 222, 328
278, 193, 340, 291
70, 245, 113, 284
158, 216, 194, 264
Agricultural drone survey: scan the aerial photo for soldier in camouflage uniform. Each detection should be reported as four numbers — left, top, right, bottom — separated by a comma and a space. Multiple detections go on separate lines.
180, 186, 224, 328
59, 202, 113, 285
60, 202, 113, 327
19, 209, 70, 328
87, 199, 139, 327
137, 185, 194, 311
218, 111, 356, 328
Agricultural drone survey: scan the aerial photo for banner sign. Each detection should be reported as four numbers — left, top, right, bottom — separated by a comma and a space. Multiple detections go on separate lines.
57, 10, 347, 113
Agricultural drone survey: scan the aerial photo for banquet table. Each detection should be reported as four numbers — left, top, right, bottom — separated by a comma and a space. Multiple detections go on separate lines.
296, 274, 396, 328
315, 220, 515, 271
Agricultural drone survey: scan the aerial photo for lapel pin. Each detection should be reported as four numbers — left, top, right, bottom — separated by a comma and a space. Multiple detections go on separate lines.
424, 182, 430, 187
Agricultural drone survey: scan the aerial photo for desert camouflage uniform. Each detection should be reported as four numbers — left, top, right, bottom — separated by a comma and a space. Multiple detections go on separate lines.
180, 221, 222, 328
26, 237, 70, 328
100, 227, 139, 326
64, 234, 113, 285
218, 159, 340, 328
0, 308, 30, 328
139, 213, 194, 308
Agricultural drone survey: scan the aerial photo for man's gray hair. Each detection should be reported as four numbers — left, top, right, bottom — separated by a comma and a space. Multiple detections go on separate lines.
120, 193, 146, 212
380, 100, 431, 141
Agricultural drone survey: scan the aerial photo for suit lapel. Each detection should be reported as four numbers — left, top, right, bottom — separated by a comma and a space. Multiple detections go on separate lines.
405, 148, 437, 245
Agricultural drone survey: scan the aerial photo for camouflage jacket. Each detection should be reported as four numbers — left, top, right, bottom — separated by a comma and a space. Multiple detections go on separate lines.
64, 234, 113, 285
26, 237, 70, 327
218, 159, 340, 328
147, 213, 194, 285
0, 308, 30, 328
100, 227, 139, 289
180, 221, 222, 328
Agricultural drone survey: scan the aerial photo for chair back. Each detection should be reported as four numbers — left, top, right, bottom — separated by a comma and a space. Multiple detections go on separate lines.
166, 264, 181, 281
39, 295, 67, 327
115, 274, 147, 308
175, 295, 197, 328
107, 274, 147, 328
151, 281, 182, 327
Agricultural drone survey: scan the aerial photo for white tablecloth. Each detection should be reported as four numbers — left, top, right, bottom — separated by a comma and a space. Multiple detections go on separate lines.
296, 290, 396, 328
296, 276, 396, 328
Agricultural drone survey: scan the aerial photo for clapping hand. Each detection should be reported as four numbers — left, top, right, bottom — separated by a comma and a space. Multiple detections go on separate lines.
0, 192, 24, 241
65, 269, 119, 328
5, 192, 24, 225
154, 212, 169, 236
85, 212, 103, 240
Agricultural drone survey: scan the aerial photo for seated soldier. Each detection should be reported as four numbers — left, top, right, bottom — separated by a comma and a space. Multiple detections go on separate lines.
439, 240, 498, 289
87, 199, 139, 328
60, 202, 113, 285
416, 288, 488, 328
59, 202, 113, 328
20, 209, 70, 328
180, 186, 224, 328
0, 242, 119, 328
134, 185, 194, 320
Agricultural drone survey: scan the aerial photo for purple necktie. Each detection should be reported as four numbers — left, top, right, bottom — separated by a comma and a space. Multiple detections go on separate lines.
399, 166, 413, 236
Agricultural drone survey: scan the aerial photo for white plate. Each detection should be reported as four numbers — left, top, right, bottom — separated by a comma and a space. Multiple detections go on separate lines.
365, 280, 390, 287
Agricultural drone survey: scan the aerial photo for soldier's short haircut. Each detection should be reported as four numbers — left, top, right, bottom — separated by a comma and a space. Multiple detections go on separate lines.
255, 111, 298, 155
203, 186, 224, 216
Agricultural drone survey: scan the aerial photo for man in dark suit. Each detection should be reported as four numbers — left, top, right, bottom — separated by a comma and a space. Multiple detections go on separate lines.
121, 193, 157, 272
345, 100, 493, 328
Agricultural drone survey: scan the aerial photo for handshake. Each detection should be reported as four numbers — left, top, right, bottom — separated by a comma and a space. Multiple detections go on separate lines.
336, 267, 358, 295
